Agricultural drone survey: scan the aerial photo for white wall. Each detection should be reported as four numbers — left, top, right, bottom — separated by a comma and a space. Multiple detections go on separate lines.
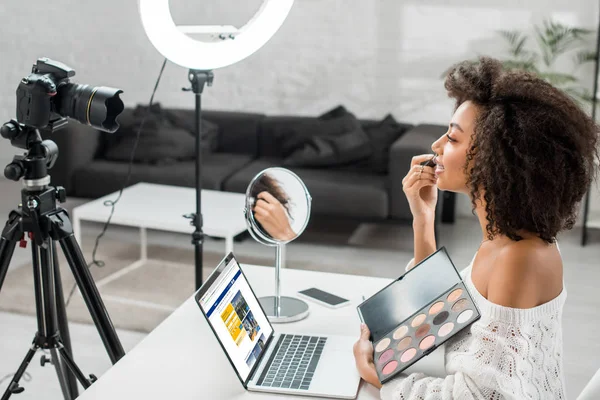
0, 0, 598, 219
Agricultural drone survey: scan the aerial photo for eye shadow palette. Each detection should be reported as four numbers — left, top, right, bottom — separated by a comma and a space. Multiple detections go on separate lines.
357, 247, 480, 384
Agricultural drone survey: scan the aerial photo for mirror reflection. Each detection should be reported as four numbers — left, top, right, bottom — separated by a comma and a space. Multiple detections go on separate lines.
245, 168, 311, 243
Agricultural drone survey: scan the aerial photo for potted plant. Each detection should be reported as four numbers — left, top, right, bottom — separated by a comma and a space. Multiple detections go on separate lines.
445, 19, 597, 111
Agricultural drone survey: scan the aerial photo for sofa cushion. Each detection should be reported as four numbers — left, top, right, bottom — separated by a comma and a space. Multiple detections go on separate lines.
319, 106, 412, 174
362, 114, 412, 174
282, 117, 372, 168
223, 159, 388, 219
201, 110, 265, 156
101, 104, 219, 164
258, 113, 366, 158
70, 153, 253, 199
164, 108, 219, 153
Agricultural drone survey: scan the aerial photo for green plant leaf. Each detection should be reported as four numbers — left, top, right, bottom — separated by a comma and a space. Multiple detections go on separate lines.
498, 30, 520, 46
498, 30, 529, 57
534, 24, 552, 67
535, 19, 591, 67
570, 27, 594, 38
574, 50, 598, 65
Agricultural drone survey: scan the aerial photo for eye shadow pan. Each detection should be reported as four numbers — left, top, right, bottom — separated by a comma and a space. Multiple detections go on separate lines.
429, 301, 444, 315
411, 313, 426, 327
393, 326, 408, 340
457, 309, 474, 324
452, 298, 468, 312
447, 288, 463, 302
438, 322, 454, 337
433, 311, 449, 325
382, 360, 398, 375
375, 337, 391, 352
415, 323, 430, 339
379, 348, 394, 365
396, 336, 412, 351
419, 335, 436, 350
400, 348, 417, 363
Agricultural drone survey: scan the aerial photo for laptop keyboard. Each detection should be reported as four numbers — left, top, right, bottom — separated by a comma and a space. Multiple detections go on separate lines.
256, 334, 327, 390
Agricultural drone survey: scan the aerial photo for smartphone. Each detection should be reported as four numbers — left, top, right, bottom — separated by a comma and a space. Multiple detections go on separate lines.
297, 288, 350, 309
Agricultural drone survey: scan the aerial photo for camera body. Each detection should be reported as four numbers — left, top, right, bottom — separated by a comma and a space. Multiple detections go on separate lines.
15, 58, 123, 133
17, 58, 75, 130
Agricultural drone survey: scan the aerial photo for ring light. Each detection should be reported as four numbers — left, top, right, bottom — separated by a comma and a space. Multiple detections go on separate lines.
139, 0, 294, 70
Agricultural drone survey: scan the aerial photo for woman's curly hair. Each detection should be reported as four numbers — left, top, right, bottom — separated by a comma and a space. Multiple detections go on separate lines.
251, 173, 292, 215
444, 57, 600, 243
250, 172, 294, 236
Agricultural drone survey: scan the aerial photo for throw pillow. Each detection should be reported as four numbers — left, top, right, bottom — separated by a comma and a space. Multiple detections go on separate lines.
164, 109, 220, 153
282, 127, 372, 168
280, 112, 365, 157
317, 105, 349, 120
282, 109, 372, 168
317, 106, 409, 174
102, 104, 218, 164
364, 114, 408, 174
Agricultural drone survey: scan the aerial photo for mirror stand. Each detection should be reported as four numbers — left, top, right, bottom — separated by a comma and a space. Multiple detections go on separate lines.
258, 244, 309, 323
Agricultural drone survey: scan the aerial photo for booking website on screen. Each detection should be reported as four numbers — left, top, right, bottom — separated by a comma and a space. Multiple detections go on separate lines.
199, 259, 273, 380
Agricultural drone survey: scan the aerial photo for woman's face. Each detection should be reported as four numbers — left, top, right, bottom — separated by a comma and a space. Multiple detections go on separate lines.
431, 100, 479, 194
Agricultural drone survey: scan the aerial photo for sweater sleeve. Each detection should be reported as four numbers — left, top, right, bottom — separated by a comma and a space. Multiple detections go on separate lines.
379, 371, 483, 400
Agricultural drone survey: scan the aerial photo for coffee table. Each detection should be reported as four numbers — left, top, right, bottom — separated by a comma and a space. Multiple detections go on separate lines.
72, 182, 248, 287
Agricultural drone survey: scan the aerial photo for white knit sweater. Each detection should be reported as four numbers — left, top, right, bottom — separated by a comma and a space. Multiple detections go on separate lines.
380, 252, 567, 400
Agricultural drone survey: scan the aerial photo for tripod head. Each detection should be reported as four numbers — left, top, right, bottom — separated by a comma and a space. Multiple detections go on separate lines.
1, 119, 59, 192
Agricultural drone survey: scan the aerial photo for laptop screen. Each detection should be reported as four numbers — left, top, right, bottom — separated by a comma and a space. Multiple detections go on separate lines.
196, 254, 274, 384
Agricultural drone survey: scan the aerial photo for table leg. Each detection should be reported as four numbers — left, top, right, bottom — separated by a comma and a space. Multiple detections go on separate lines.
95, 226, 148, 288
140, 227, 147, 262
225, 235, 234, 255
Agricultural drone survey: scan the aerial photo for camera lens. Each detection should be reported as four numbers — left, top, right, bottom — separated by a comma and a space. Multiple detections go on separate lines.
57, 84, 124, 133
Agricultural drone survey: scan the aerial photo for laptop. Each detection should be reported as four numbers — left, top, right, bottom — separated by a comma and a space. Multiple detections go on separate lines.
195, 252, 361, 399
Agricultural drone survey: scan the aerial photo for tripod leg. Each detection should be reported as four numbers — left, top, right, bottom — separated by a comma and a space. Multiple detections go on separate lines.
50, 211, 125, 363
1, 342, 37, 400
0, 211, 21, 294
52, 241, 78, 398
56, 344, 91, 389
38, 241, 73, 400
50, 348, 72, 400
0, 237, 17, 296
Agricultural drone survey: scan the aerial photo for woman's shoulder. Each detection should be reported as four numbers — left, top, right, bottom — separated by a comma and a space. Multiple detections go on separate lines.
487, 239, 563, 309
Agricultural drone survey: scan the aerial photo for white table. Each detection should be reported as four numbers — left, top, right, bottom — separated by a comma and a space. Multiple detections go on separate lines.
72, 182, 248, 286
76, 264, 446, 399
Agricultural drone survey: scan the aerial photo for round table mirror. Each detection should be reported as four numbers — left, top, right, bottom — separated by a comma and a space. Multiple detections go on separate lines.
244, 167, 311, 323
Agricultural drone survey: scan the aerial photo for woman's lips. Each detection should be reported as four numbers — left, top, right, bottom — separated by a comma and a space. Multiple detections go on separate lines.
435, 165, 445, 175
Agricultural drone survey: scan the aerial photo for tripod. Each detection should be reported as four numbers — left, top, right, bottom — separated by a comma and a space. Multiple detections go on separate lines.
0, 121, 125, 399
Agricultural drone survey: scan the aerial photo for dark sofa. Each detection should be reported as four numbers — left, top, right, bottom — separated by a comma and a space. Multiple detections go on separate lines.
42, 107, 454, 224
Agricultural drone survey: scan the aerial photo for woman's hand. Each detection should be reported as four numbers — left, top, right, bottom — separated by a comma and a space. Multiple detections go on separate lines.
353, 324, 382, 389
253, 191, 296, 241
402, 154, 438, 219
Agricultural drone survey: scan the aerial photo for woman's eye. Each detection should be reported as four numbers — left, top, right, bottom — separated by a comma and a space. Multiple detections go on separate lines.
446, 134, 456, 142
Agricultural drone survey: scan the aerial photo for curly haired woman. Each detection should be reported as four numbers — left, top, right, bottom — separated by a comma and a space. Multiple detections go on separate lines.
353, 57, 600, 399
